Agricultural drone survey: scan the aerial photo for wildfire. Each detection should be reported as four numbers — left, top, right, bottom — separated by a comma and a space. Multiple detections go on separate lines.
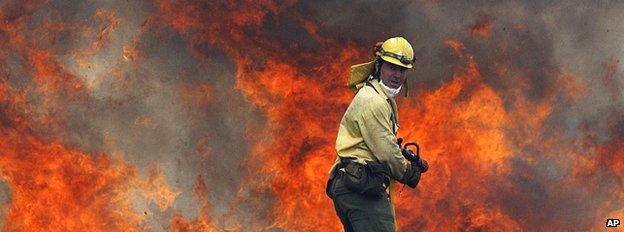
0, 0, 622, 231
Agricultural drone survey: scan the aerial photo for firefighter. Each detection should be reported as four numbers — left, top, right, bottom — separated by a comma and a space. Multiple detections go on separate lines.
326, 37, 428, 232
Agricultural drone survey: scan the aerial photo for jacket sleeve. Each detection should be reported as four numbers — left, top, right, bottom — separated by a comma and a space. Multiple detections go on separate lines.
356, 99, 408, 180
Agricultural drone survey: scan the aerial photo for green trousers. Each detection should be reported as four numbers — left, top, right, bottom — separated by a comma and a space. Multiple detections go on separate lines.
328, 171, 396, 232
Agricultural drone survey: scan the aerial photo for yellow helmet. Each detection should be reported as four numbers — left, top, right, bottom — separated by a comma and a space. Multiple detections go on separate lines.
375, 37, 415, 68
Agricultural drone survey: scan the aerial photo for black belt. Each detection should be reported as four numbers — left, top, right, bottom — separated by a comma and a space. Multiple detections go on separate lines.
337, 158, 391, 180
339, 158, 389, 172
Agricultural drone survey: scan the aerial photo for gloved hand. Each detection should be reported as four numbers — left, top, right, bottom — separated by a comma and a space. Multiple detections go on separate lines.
401, 149, 429, 173
400, 163, 421, 188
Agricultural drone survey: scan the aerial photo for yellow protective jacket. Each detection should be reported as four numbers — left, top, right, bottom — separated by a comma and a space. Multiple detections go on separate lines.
329, 78, 408, 181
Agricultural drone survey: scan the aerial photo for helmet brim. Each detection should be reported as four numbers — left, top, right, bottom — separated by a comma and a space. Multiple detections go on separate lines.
380, 55, 413, 69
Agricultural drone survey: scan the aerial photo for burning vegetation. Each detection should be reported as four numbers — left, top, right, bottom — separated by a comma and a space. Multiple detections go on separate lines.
0, 0, 622, 231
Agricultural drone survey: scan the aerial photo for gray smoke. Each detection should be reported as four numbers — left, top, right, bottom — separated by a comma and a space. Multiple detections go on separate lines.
0, 0, 622, 231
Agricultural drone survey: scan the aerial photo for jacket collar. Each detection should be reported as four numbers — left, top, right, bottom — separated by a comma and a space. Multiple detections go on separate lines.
369, 78, 389, 100
369, 78, 399, 124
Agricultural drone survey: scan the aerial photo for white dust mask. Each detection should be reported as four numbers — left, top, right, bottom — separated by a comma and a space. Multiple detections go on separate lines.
380, 79, 402, 98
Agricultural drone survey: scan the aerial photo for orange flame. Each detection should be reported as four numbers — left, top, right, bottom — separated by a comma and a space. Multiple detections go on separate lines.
1, 1, 622, 231
0, 130, 141, 231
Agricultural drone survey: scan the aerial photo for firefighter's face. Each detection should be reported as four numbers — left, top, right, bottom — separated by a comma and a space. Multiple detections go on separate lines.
379, 61, 407, 89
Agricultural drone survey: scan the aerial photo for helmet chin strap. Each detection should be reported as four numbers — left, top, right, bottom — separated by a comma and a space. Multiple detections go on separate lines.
380, 79, 402, 98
